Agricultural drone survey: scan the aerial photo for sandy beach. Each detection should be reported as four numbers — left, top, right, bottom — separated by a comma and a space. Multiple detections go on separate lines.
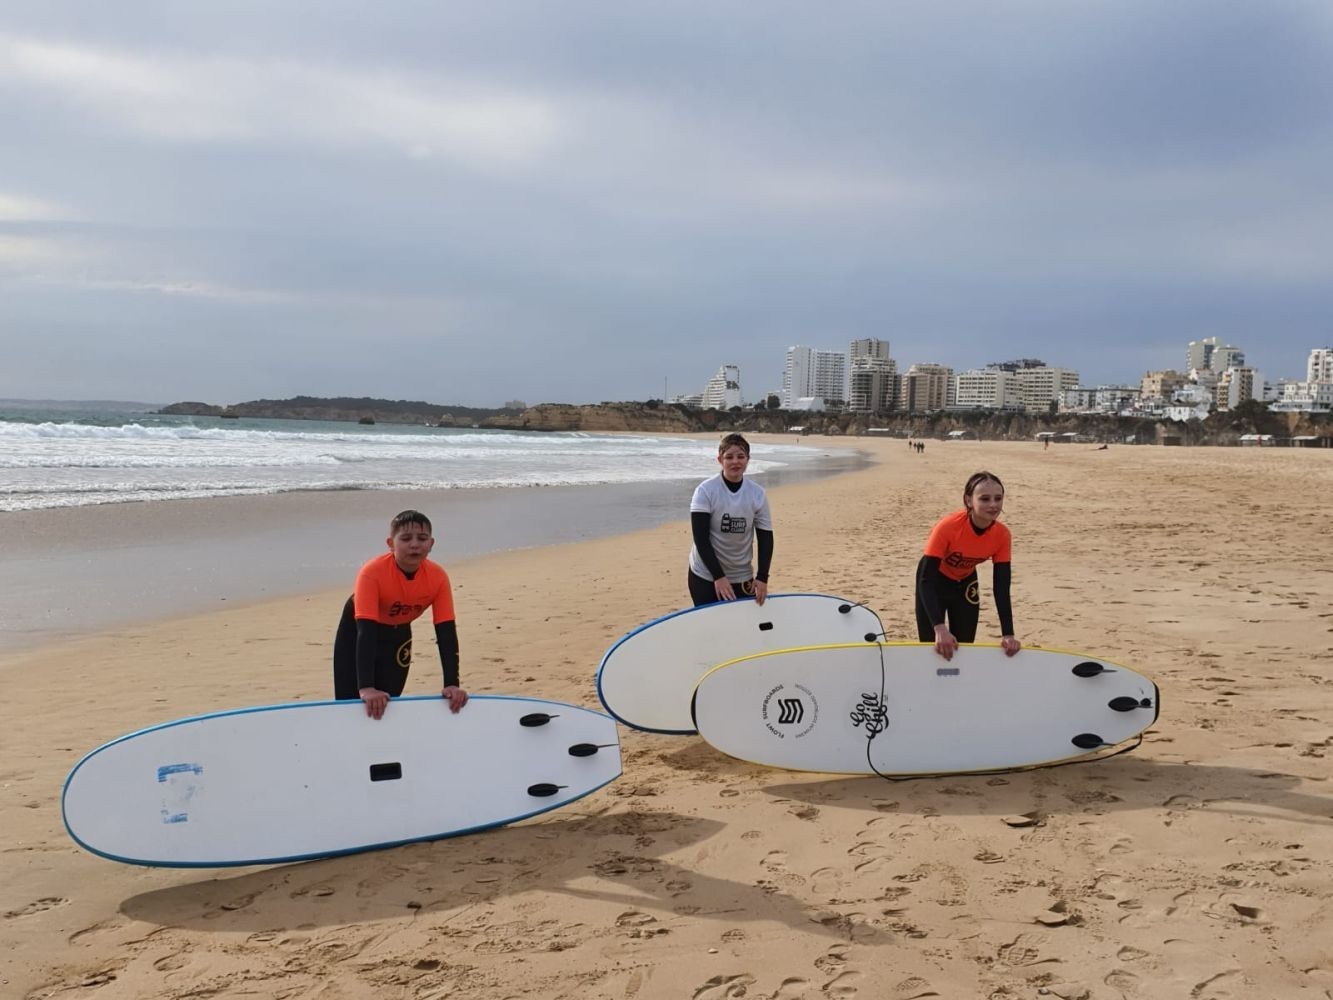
3, 437, 1332, 999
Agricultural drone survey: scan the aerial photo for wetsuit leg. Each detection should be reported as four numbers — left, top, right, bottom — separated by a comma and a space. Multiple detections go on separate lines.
916, 567, 982, 642
333, 595, 359, 699
947, 572, 982, 642
688, 571, 719, 608
374, 626, 413, 697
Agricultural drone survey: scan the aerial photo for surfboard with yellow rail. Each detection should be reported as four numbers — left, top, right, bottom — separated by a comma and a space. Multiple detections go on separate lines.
691, 642, 1158, 776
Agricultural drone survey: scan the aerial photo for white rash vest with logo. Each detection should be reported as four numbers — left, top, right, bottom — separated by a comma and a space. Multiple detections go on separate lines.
688, 474, 773, 583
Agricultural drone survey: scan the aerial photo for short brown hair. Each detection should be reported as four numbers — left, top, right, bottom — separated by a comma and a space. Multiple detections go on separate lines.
389, 509, 432, 534
718, 433, 750, 457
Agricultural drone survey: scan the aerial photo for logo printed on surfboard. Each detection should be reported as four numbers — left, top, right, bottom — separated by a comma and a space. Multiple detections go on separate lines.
762, 683, 818, 739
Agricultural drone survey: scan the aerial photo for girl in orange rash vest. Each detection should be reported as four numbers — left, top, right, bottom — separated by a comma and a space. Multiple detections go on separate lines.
914, 471, 1022, 662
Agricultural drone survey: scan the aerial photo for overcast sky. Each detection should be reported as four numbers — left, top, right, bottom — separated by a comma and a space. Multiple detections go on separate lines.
2, 2, 1330, 406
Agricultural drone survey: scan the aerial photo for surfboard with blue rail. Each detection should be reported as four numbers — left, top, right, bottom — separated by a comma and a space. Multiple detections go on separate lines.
62, 695, 621, 867
692, 643, 1159, 775
596, 594, 885, 734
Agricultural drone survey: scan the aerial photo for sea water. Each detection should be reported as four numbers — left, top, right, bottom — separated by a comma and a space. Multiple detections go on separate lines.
0, 402, 821, 512
0, 402, 863, 649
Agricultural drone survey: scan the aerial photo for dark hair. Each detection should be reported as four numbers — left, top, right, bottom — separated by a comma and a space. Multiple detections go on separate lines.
963, 471, 1004, 505
389, 509, 432, 534
718, 433, 751, 457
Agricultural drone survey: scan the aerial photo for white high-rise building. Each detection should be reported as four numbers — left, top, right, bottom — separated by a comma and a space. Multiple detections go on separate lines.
953, 368, 1019, 410
701, 364, 743, 410
1187, 337, 1245, 373
783, 346, 848, 407
1308, 347, 1333, 383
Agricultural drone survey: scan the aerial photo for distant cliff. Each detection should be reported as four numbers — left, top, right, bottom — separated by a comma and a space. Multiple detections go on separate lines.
160, 397, 1331, 445
160, 396, 515, 426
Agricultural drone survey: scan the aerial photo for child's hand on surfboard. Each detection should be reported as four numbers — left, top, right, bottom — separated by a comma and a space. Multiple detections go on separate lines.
359, 687, 390, 719
442, 686, 469, 713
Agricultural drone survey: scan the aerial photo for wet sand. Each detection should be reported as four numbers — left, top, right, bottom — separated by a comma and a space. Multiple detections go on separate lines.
2, 438, 1331, 999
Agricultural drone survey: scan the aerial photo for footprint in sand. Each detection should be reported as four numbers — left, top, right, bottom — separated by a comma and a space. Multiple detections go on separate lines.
824, 970, 863, 997
1191, 969, 1249, 999
893, 976, 941, 998
809, 867, 843, 898
1103, 968, 1138, 992
153, 951, 191, 972
773, 977, 811, 998
692, 973, 756, 999
5, 897, 68, 919
814, 947, 848, 974
996, 933, 1055, 968
68, 917, 127, 945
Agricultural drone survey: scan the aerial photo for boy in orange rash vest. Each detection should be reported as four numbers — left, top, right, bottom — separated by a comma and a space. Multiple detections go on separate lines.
914, 471, 1023, 662
332, 510, 469, 719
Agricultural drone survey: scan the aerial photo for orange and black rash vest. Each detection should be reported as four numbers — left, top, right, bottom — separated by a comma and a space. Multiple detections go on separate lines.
353, 553, 458, 688
920, 509, 1014, 635
353, 552, 455, 626
923, 509, 1011, 581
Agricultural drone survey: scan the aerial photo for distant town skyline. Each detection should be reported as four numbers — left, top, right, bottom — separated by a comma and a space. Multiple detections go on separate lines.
677, 337, 1332, 411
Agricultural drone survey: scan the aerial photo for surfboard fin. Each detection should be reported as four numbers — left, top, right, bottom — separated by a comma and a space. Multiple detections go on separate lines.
519, 713, 558, 727
1108, 696, 1154, 712
527, 783, 566, 797
1071, 733, 1109, 749
1071, 661, 1116, 678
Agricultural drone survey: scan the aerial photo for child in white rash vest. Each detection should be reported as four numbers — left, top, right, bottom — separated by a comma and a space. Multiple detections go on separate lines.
686, 433, 774, 607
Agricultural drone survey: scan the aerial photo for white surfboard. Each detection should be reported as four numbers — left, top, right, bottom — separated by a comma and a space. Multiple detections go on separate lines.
63, 695, 621, 867
692, 643, 1158, 775
596, 594, 885, 734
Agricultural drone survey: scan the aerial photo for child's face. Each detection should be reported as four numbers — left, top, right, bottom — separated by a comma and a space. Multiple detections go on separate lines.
717, 445, 750, 482
965, 480, 1005, 527
387, 522, 435, 572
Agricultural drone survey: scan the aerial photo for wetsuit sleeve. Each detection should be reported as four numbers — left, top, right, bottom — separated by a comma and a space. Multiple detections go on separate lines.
434, 620, 460, 688
355, 619, 385, 690
756, 528, 774, 583
691, 511, 726, 580
916, 556, 947, 628
993, 562, 1015, 636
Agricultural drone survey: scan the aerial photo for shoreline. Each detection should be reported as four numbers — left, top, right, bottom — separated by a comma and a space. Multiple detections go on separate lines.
3, 439, 1331, 998
0, 433, 868, 653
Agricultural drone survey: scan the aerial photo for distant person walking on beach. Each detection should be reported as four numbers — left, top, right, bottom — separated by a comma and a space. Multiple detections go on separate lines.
687, 433, 774, 607
915, 471, 1021, 662
333, 509, 469, 719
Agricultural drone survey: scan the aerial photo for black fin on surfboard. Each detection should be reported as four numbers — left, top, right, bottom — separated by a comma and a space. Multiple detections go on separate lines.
1108, 696, 1153, 712
1072, 661, 1114, 678
520, 713, 556, 727
1071, 733, 1108, 749
568, 743, 613, 757
527, 783, 565, 797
